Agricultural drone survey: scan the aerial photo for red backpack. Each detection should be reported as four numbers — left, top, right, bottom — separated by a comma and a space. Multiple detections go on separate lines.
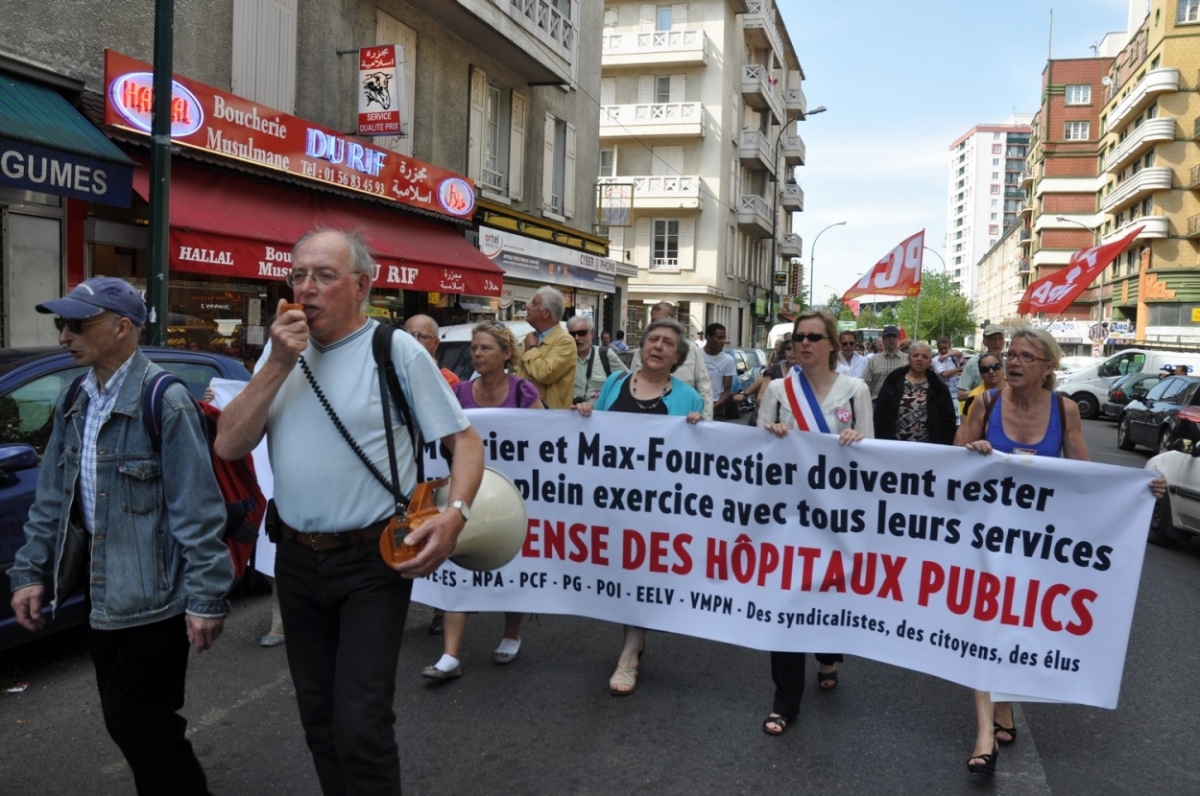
66, 372, 266, 584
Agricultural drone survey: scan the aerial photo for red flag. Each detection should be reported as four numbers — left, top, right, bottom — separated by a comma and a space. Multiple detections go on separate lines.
1017, 226, 1144, 315
842, 230, 924, 301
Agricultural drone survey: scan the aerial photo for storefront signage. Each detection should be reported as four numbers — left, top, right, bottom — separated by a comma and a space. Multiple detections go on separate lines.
0, 136, 132, 207
478, 225, 617, 294
357, 46, 402, 136
103, 50, 474, 220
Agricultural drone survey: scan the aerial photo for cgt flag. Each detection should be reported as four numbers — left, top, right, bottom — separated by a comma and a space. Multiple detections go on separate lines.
842, 230, 924, 301
1017, 226, 1144, 315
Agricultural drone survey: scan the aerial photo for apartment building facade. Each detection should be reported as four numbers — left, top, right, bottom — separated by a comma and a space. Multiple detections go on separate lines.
597, 0, 808, 345
946, 115, 1033, 301
1022, 55, 1115, 324
1093, 0, 1200, 346
974, 223, 1026, 330
1, 0, 615, 352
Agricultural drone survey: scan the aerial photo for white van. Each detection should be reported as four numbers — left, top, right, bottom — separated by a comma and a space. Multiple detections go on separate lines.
1056, 348, 1200, 419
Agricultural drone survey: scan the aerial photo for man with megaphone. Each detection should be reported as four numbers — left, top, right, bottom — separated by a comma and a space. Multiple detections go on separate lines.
216, 228, 484, 796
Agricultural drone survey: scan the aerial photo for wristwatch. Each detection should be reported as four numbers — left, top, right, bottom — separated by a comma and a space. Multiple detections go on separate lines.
448, 500, 472, 522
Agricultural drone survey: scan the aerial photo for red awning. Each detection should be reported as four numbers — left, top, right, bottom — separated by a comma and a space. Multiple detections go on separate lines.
132, 163, 502, 296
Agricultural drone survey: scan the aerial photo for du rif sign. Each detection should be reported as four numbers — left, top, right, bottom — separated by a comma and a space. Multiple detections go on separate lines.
358, 45, 402, 137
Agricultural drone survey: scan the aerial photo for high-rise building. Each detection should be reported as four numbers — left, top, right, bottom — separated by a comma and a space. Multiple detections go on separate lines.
598, 0, 808, 345
946, 114, 1034, 300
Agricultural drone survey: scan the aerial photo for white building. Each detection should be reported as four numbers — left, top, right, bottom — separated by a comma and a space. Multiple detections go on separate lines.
598, 0, 808, 345
946, 113, 1034, 301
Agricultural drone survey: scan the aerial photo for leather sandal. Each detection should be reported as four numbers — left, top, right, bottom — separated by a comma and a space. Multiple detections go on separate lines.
608, 667, 638, 696
994, 721, 1017, 746
762, 714, 789, 736
967, 743, 998, 775
816, 668, 839, 690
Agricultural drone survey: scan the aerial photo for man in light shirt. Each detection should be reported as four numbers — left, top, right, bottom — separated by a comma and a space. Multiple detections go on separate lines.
835, 331, 868, 378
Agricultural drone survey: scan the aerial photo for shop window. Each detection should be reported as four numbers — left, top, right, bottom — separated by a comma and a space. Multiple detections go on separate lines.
232, 0, 297, 113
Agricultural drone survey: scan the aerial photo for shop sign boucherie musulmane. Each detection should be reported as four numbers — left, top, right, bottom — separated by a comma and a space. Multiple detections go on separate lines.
103, 50, 475, 220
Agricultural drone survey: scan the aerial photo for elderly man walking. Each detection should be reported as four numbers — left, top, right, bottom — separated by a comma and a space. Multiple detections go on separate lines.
569, 315, 627, 404
405, 313, 460, 387
517, 286, 576, 409
9, 277, 233, 796
216, 229, 484, 795
862, 324, 907, 401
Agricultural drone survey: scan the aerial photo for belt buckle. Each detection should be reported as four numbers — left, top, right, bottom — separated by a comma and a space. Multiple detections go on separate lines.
310, 533, 320, 550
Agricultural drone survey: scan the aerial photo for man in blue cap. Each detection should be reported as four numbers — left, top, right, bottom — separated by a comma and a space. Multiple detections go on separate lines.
8, 276, 232, 796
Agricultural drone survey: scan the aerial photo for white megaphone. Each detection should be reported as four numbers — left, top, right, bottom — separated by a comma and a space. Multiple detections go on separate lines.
380, 468, 527, 572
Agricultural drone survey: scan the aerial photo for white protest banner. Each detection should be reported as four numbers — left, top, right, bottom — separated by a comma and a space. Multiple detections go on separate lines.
413, 411, 1154, 709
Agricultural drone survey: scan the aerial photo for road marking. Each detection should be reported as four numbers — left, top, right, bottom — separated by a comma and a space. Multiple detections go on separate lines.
996, 703, 1051, 795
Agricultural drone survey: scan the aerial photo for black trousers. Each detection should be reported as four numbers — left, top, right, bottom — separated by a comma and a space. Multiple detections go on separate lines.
276, 536, 414, 796
88, 613, 209, 796
770, 652, 844, 721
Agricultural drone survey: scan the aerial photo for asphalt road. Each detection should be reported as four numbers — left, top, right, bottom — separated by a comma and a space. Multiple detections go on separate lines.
1, 414, 1197, 795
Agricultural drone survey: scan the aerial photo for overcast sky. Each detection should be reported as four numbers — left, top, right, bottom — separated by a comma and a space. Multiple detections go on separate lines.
781, 0, 1136, 301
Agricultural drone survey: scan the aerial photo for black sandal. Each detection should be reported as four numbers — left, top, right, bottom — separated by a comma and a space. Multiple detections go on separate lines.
762, 714, 789, 736
816, 668, 839, 690
967, 743, 998, 775
994, 721, 1017, 746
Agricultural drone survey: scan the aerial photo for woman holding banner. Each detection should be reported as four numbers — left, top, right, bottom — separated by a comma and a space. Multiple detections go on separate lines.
955, 326, 1166, 774
574, 318, 703, 695
422, 321, 544, 682
755, 310, 873, 736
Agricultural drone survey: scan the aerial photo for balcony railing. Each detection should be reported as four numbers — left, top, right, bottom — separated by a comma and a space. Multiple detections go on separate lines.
1004, 188, 1026, 199
782, 133, 805, 166
600, 29, 708, 65
1019, 168, 1034, 187
741, 64, 784, 121
743, 0, 785, 56
495, 0, 576, 60
1105, 118, 1175, 175
1019, 226, 1032, 242
1190, 163, 1200, 189
599, 103, 706, 137
1193, 116, 1200, 140
1100, 166, 1172, 214
780, 232, 802, 256
1107, 68, 1180, 132
738, 129, 776, 173
781, 183, 804, 210
784, 85, 807, 116
1188, 214, 1200, 238
1100, 214, 1170, 245
1018, 258, 1030, 273
737, 193, 773, 237
597, 175, 702, 209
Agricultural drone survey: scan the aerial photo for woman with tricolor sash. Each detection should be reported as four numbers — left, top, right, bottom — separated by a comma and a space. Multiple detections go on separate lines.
755, 310, 873, 736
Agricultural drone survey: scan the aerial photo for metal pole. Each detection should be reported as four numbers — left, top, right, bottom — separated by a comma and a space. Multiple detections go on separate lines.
808, 221, 846, 310
146, 0, 175, 346
922, 247, 947, 339
768, 127, 783, 347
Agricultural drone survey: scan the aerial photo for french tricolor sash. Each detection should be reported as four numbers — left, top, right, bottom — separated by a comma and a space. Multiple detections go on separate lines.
782, 367, 830, 433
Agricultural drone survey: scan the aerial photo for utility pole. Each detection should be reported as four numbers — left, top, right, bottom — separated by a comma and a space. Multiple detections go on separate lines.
146, 0, 175, 345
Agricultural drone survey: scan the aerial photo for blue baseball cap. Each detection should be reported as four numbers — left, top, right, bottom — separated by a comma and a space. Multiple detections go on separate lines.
37, 277, 147, 326
882, 325, 900, 337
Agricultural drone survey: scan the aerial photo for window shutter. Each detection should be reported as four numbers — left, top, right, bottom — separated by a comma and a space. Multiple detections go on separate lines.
672, 3, 687, 27
640, 4, 656, 31
543, 113, 556, 211
468, 67, 487, 182
679, 218, 695, 270
669, 74, 685, 102
730, 158, 739, 209
600, 77, 616, 105
509, 90, 528, 201
233, 0, 297, 113
638, 75, 654, 104
652, 146, 683, 176
564, 122, 577, 218
604, 6, 618, 27
636, 217, 652, 267
376, 11, 416, 156
609, 226, 625, 260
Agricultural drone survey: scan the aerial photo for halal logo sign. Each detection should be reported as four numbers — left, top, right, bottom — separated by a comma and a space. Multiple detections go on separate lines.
438, 177, 475, 217
109, 72, 204, 137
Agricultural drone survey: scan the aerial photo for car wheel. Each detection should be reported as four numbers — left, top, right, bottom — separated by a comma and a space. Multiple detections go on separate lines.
1117, 416, 1136, 451
1072, 392, 1098, 420
1159, 427, 1174, 453
1148, 493, 1179, 547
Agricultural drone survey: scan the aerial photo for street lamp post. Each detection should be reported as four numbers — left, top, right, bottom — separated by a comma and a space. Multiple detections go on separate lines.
808, 220, 846, 311
769, 106, 826, 346
922, 246, 948, 339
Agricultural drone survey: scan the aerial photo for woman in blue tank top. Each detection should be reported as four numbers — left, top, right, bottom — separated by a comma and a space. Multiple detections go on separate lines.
954, 327, 1166, 776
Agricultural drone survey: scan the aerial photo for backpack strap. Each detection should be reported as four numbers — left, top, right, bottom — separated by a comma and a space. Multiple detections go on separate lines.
142, 372, 203, 452
1056, 392, 1067, 455
515, 378, 529, 409
373, 323, 424, 488
600, 346, 612, 377
62, 374, 88, 417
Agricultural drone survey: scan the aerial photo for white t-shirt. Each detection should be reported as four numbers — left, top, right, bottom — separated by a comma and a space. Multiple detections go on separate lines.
835, 353, 868, 379
931, 352, 963, 401
700, 348, 737, 398
257, 320, 469, 532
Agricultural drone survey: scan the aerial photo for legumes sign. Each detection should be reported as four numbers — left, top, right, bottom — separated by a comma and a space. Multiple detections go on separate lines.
103, 50, 474, 220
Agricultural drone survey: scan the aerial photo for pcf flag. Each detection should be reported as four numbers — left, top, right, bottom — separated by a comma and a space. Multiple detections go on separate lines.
1017, 226, 1143, 315
842, 230, 924, 301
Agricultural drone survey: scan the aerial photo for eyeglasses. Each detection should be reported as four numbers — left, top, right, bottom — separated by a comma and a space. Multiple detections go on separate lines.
1004, 350, 1047, 364
409, 331, 435, 342
840, 340, 856, 347
569, 329, 590, 338
54, 316, 112, 335
792, 333, 830, 344
979, 363, 1004, 373
285, 268, 346, 288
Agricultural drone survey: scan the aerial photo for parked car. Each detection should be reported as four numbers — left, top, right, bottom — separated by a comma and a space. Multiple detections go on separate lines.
1057, 348, 1200, 419
0, 347, 252, 653
1145, 405, 1200, 546
1116, 375, 1200, 453
1102, 372, 1160, 420
1056, 355, 1103, 377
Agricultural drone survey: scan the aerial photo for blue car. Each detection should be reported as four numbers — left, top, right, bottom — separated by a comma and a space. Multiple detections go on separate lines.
0, 347, 251, 652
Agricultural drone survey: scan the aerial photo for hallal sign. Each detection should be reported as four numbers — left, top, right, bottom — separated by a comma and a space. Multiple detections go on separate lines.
103, 50, 474, 220
357, 45, 402, 136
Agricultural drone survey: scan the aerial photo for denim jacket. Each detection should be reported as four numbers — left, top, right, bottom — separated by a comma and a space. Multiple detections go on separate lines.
8, 349, 233, 629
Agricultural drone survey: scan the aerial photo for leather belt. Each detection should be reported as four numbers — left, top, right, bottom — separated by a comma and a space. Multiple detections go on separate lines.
279, 518, 390, 551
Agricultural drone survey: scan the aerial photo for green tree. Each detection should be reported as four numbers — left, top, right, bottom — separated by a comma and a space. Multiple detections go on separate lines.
893, 271, 976, 344
856, 305, 879, 329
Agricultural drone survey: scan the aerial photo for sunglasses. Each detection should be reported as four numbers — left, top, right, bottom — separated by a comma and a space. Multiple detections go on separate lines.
54, 316, 112, 334
979, 363, 1004, 373
840, 340, 856, 346
792, 333, 830, 344
569, 329, 590, 338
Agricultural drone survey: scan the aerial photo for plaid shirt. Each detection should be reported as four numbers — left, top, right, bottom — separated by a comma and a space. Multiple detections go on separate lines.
79, 353, 136, 532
